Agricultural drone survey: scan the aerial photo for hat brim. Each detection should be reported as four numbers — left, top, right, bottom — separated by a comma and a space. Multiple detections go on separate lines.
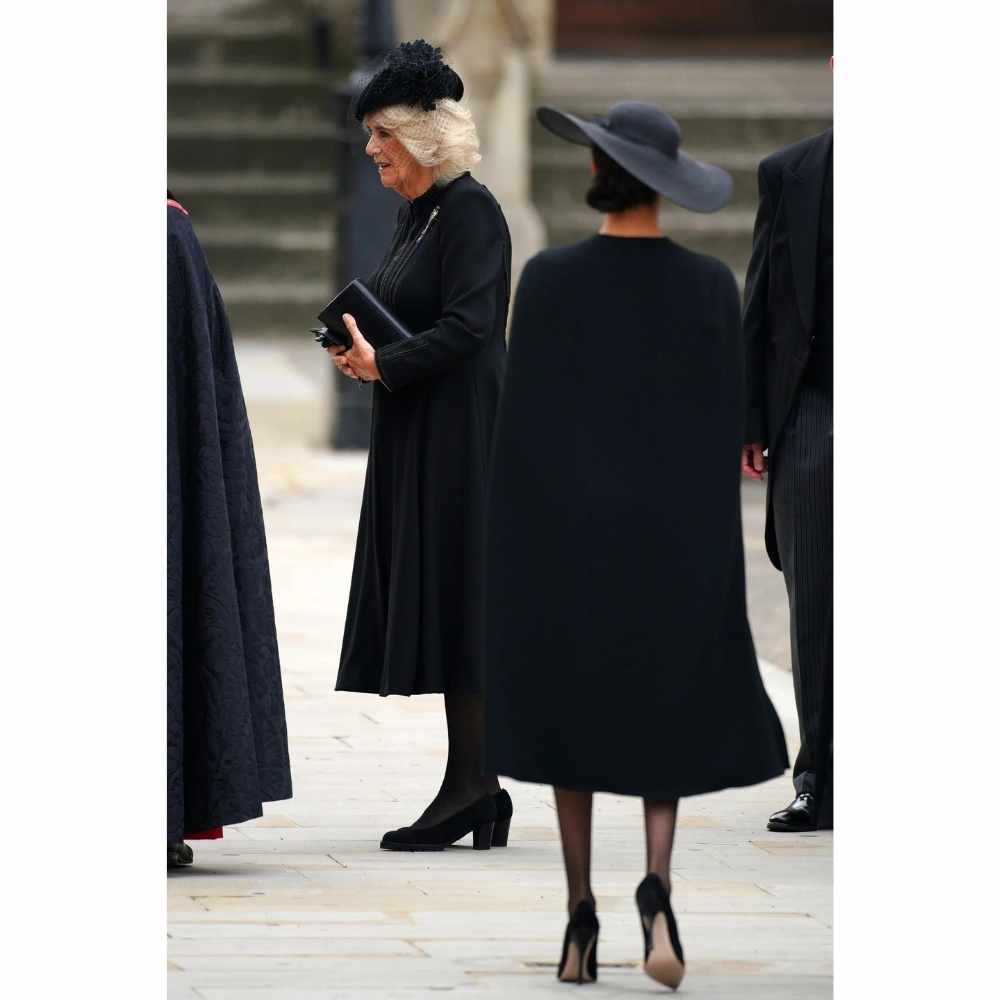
537, 106, 732, 214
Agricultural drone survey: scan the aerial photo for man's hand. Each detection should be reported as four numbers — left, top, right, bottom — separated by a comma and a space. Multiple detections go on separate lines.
741, 443, 767, 480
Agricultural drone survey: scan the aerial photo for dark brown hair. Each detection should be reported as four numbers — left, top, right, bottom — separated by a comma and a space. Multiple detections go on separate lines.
586, 145, 656, 213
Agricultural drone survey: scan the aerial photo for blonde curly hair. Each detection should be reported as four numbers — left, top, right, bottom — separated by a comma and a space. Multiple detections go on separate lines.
365, 98, 481, 183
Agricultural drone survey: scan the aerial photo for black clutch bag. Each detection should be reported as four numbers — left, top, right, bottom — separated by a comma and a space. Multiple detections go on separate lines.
311, 279, 413, 351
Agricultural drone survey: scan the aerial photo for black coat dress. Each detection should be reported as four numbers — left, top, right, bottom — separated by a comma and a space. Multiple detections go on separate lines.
484, 235, 788, 800
336, 173, 511, 696
167, 203, 292, 841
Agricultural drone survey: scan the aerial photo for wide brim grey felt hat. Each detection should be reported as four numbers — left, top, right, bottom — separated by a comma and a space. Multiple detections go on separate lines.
537, 101, 732, 213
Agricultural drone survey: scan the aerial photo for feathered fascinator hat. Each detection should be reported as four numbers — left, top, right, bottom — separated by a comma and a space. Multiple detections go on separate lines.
353, 39, 464, 122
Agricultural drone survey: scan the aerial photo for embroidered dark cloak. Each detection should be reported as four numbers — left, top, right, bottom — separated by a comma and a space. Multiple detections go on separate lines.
167, 202, 292, 841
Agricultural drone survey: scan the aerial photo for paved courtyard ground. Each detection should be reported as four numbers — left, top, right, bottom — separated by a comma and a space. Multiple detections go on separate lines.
167, 341, 831, 999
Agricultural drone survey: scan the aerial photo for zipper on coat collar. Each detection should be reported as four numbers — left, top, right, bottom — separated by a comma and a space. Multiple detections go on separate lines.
382, 205, 441, 304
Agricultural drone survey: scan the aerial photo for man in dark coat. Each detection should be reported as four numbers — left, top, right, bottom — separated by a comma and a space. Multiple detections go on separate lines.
167, 195, 293, 866
741, 128, 833, 832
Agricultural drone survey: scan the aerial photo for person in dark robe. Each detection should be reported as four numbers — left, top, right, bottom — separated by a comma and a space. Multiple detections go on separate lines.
167, 192, 293, 868
484, 103, 789, 990
741, 127, 833, 833
325, 41, 514, 852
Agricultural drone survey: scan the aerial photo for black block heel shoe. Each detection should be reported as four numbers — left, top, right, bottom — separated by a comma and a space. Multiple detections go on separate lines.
636, 874, 685, 990
556, 899, 599, 984
380, 794, 498, 852
167, 842, 193, 869
492, 790, 513, 847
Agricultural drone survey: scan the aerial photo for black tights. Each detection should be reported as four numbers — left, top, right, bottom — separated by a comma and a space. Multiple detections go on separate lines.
554, 789, 678, 912
413, 692, 500, 828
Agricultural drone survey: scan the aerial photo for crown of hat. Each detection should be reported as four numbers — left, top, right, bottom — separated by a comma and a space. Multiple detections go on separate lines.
354, 39, 464, 122
607, 102, 681, 159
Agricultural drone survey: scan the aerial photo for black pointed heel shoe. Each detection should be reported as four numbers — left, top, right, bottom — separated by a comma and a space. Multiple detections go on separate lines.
492, 790, 513, 847
380, 794, 498, 852
636, 874, 684, 990
556, 899, 599, 985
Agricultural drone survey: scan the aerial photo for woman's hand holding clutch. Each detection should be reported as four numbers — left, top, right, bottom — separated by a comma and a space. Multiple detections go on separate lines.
327, 313, 382, 383
327, 345, 359, 380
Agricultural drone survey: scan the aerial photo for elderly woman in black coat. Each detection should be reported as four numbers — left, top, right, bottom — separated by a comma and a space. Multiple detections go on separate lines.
327, 41, 513, 852
484, 103, 789, 989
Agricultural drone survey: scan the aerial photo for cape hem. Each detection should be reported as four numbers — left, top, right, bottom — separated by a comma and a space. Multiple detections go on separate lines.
486, 760, 789, 802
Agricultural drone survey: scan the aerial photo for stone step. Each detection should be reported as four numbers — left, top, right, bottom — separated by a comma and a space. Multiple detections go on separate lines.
538, 57, 833, 113
542, 209, 758, 279
167, 14, 335, 69
213, 279, 332, 338
196, 224, 333, 286
168, 171, 335, 228
533, 147, 762, 213
166, 3, 347, 340
167, 119, 334, 173
167, 67, 336, 122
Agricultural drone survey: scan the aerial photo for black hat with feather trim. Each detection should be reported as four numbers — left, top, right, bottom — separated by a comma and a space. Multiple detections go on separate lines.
354, 39, 464, 122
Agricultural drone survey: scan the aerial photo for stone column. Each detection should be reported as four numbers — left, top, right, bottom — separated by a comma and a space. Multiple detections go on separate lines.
398, 0, 552, 294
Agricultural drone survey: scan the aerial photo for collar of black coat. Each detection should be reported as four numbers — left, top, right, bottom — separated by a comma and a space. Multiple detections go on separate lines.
408, 171, 470, 216
787, 127, 832, 184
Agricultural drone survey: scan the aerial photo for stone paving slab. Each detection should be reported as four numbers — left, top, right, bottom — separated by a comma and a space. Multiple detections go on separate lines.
182, 982, 833, 1000
166, 344, 830, 997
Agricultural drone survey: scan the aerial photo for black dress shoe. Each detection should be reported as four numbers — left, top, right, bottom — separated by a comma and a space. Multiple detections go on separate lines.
767, 792, 819, 832
167, 842, 193, 868
557, 899, 599, 984
380, 794, 498, 851
635, 874, 684, 990
492, 789, 513, 847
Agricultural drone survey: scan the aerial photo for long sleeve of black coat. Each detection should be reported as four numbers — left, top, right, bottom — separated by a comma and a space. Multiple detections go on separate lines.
742, 162, 776, 447
375, 187, 506, 391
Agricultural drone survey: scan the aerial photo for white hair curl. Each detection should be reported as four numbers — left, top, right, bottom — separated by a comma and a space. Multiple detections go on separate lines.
365, 98, 481, 183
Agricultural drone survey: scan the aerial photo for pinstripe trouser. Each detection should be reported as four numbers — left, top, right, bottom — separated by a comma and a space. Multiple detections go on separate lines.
772, 385, 833, 806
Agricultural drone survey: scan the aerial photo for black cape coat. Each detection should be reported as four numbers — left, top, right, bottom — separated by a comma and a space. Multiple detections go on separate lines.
336, 173, 511, 696
484, 235, 788, 800
167, 203, 292, 841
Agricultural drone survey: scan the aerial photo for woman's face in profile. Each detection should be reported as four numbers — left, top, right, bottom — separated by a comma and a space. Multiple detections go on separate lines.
364, 121, 419, 195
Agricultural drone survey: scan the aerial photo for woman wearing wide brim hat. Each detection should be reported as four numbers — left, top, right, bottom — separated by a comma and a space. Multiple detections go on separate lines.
536, 100, 734, 213
484, 102, 788, 990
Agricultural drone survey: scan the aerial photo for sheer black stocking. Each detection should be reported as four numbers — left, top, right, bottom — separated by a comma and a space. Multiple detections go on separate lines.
413, 692, 500, 828
554, 788, 595, 913
643, 798, 679, 890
